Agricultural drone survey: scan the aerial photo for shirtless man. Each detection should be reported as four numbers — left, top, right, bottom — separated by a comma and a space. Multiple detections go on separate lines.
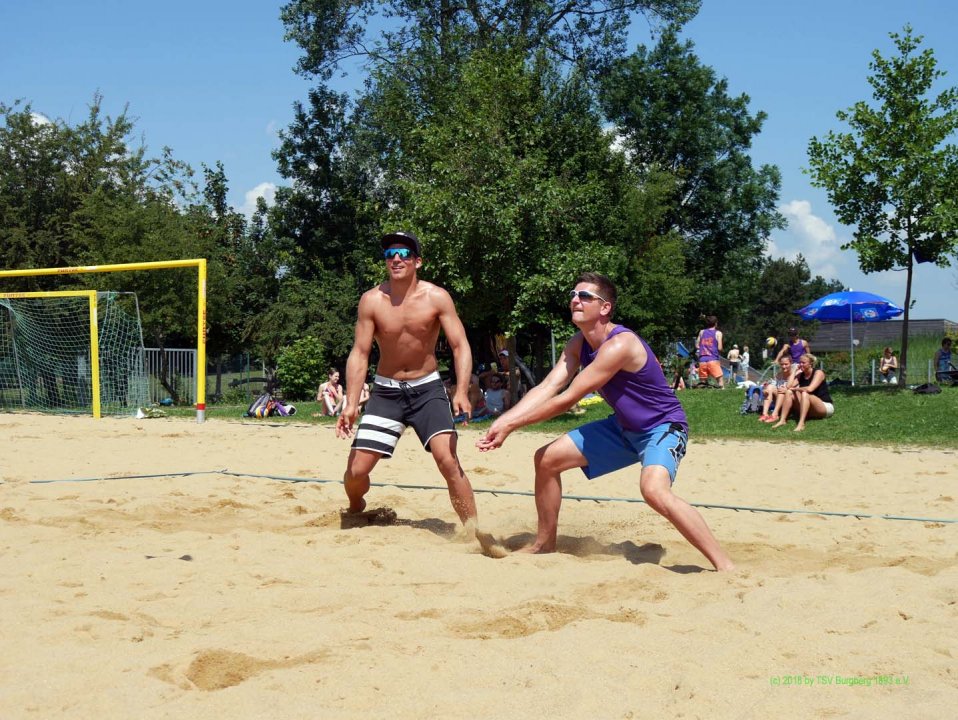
477, 272, 734, 571
336, 231, 478, 524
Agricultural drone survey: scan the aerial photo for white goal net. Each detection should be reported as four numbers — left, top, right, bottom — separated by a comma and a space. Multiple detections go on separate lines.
0, 291, 149, 416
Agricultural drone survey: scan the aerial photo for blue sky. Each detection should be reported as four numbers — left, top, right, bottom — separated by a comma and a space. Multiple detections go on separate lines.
2, 0, 956, 319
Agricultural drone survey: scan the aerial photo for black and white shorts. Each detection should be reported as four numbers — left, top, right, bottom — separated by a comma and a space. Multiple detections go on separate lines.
351, 372, 455, 456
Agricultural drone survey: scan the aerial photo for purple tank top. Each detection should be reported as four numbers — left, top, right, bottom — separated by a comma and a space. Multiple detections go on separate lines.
580, 326, 688, 433
788, 339, 805, 363
698, 328, 719, 362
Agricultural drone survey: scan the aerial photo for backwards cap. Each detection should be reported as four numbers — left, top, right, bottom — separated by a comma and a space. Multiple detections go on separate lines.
381, 231, 421, 257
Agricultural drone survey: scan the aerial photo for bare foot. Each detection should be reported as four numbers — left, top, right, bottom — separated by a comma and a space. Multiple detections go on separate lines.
771, 421, 786, 428
462, 519, 509, 558
794, 424, 805, 432
714, 560, 736, 572
339, 506, 397, 528
516, 543, 555, 554
476, 531, 509, 559
347, 498, 366, 514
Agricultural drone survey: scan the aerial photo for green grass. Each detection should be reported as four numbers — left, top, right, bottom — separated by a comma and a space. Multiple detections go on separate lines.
675, 384, 958, 447
166, 384, 958, 448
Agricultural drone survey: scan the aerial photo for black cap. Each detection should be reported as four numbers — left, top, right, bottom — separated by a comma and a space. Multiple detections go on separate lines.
381, 231, 421, 257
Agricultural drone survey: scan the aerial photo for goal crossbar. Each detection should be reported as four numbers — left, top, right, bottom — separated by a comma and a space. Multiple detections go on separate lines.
0, 259, 207, 422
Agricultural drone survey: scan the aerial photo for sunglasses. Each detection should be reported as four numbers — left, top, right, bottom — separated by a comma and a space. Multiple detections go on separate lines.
384, 247, 415, 261
569, 289, 608, 303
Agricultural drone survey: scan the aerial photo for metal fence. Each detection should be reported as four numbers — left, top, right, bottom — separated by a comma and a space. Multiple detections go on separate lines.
144, 348, 196, 405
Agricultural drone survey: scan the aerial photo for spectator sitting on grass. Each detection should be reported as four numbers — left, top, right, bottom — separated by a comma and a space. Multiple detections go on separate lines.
772, 353, 834, 432
879, 347, 899, 384
759, 356, 796, 423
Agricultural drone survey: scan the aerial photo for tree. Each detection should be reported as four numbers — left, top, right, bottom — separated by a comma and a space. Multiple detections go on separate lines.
0, 95, 290, 401
281, 1, 700, 81
276, 4, 708, 358
807, 26, 958, 384
377, 48, 626, 336
599, 30, 785, 336
728, 255, 843, 361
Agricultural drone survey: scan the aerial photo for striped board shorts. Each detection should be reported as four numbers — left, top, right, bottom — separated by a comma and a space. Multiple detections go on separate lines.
351, 371, 455, 456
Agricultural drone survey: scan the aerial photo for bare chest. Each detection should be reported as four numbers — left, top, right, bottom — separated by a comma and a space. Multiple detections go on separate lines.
373, 302, 440, 344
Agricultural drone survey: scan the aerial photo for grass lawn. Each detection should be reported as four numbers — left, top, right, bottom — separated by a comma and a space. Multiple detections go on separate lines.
172, 382, 958, 449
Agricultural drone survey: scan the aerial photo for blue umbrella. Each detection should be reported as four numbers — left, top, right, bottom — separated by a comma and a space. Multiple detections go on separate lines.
795, 291, 903, 385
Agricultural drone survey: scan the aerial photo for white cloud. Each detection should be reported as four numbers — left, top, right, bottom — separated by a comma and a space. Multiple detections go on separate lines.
773, 199, 844, 278
30, 112, 52, 126
240, 182, 277, 218
265, 120, 278, 136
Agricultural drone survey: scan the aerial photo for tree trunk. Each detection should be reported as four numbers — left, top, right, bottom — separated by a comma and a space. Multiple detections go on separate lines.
154, 334, 180, 405
215, 356, 224, 400
900, 245, 914, 386
506, 336, 520, 408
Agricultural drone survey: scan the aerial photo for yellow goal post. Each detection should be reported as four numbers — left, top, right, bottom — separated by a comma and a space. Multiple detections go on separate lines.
0, 259, 207, 423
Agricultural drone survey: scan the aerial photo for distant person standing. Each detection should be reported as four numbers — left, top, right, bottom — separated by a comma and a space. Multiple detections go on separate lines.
695, 315, 724, 388
776, 327, 809, 365
741, 345, 751, 381
727, 344, 741, 383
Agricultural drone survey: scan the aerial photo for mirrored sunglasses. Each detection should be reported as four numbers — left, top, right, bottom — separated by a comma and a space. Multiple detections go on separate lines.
569, 289, 607, 303
384, 247, 415, 260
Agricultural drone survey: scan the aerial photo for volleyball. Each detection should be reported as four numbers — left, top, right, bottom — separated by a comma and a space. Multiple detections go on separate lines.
765, 336, 777, 348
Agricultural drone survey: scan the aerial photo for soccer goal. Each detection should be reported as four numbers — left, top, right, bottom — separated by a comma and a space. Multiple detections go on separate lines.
0, 290, 150, 418
0, 259, 207, 421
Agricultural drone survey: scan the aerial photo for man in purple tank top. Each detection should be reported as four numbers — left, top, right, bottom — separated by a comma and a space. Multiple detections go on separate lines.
775, 327, 809, 365
695, 316, 724, 388
477, 272, 734, 571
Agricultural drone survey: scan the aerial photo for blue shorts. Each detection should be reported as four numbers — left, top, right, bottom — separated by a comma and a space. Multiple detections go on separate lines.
567, 417, 688, 482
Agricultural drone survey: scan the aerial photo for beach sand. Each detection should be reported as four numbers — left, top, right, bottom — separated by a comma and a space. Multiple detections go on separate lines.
1, 414, 955, 718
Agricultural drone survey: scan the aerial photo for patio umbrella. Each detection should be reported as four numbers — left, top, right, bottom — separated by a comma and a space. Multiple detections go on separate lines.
794, 290, 904, 385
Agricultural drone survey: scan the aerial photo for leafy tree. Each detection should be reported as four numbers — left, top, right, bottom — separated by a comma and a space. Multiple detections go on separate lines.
377, 49, 625, 334
599, 30, 785, 336
726, 255, 843, 362
0, 95, 290, 400
281, 0, 701, 81
276, 335, 326, 400
808, 26, 958, 383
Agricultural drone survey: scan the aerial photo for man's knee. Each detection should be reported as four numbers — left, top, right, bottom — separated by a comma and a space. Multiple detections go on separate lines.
434, 453, 464, 479
346, 449, 380, 480
533, 443, 550, 469
534, 442, 568, 474
640, 470, 674, 514
430, 437, 464, 478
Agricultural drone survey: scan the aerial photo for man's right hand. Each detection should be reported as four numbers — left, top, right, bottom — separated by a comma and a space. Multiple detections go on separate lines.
336, 403, 359, 439
476, 417, 512, 452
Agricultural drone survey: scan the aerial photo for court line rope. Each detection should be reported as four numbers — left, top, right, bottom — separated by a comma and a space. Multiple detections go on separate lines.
20, 469, 958, 524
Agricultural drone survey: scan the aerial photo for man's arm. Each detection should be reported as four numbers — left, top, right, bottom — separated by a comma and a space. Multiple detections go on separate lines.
336, 292, 376, 438
716, 330, 724, 353
477, 332, 642, 450
436, 288, 473, 418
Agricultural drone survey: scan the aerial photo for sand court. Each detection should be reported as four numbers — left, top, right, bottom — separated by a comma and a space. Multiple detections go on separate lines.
1, 414, 956, 718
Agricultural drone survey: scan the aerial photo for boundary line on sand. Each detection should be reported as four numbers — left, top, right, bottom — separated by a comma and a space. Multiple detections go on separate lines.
21, 469, 958, 524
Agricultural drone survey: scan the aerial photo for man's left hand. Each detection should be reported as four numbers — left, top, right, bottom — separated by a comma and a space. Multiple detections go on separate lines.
452, 391, 471, 425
